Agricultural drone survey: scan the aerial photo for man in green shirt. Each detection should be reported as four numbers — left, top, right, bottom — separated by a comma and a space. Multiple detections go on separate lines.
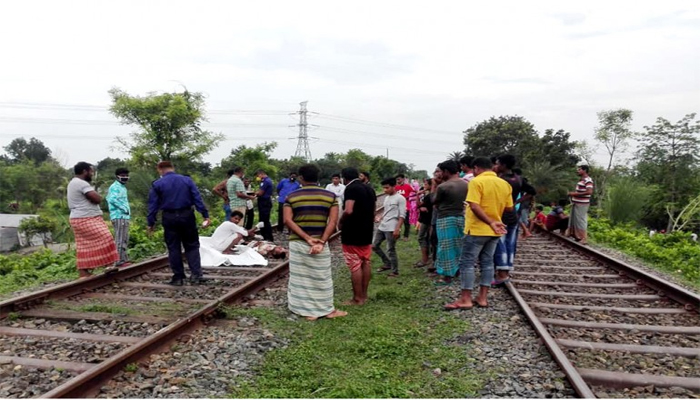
226, 166, 256, 226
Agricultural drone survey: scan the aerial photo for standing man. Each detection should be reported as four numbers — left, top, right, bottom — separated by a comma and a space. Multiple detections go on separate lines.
459, 155, 475, 183
567, 165, 594, 244
373, 177, 406, 277
276, 172, 301, 233
445, 157, 512, 310
212, 169, 234, 220
226, 167, 255, 227
243, 177, 256, 230
255, 169, 274, 241
433, 160, 468, 285
67, 162, 119, 279
106, 167, 132, 267
493, 154, 522, 285
339, 167, 376, 305
395, 174, 413, 240
284, 164, 346, 320
147, 161, 210, 286
325, 174, 346, 215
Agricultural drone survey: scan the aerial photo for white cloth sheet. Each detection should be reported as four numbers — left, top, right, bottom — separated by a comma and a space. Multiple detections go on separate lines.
199, 237, 268, 267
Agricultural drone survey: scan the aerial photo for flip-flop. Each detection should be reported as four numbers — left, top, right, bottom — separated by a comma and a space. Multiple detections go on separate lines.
443, 302, 473, 311
376, 266, 391, 273
475, 302, 489, 308
491, 278, 511, 286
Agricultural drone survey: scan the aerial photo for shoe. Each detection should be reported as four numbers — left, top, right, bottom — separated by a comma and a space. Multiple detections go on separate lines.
189, 276, 209, 285
167, 279, 184, 286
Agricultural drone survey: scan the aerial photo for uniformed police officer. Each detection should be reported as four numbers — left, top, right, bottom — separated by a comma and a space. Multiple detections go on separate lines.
147, 161, 210, 286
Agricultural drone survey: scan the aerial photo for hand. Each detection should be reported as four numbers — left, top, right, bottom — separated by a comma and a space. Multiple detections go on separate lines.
309, 243, 324, 254
393, 229, 400, 239
490, 221, 507, 235
374, 216, 381, 223
419, 207, 427, 212
306, 237, 323, 247
201, 218, 211, 228
147, 226, 154, 236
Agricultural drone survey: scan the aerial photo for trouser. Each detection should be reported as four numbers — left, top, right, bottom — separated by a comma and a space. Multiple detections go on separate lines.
277, 203, 285, 232
372, 230, 398, 273
245, 207, 255, 230
112, 218, 130, 265
430, 223, 438, 261
417, 222, 430, 249
403, 209, 410, 238
459, 235, 500, 289
494, 223, 519, 271
258, 197, 274, 241
223, 203, 231, 221
162, 209, 202, 280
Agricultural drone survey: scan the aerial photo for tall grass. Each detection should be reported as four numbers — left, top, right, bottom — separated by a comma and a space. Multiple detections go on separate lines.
603, 179, 652, 224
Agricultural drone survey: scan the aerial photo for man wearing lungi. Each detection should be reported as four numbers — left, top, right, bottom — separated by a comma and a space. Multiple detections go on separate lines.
284, 164, 346, 321
567, 165, 594, 244
106, 167, 132, 267
147, 161, 210, 286
67, 162, 119, 279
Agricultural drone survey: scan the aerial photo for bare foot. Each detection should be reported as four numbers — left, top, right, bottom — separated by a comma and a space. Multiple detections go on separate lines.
342, 299, 365, 306
325, 309, 348, 319
306, 316, 319, 321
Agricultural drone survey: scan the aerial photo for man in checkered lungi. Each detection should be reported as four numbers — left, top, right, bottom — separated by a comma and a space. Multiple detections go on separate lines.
67, 162, 119, 279
106, 167, 132, 267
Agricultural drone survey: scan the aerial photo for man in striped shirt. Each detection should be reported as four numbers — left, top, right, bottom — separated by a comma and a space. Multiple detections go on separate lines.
567, 165, 594, 244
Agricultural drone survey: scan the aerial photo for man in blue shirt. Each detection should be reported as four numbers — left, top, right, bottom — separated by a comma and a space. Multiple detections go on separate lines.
255, 169, 275, 241
276, 172, 301, 233
106, 167, 132, 267
147, 161, 210, 286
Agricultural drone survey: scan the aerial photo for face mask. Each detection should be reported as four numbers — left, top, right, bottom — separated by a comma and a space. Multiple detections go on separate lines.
290, 177, 296, 182
118, 176, 129, 183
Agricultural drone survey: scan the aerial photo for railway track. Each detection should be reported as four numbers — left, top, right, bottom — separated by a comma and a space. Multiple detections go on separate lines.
510, 231, 700, 398
0, 193, 385, 398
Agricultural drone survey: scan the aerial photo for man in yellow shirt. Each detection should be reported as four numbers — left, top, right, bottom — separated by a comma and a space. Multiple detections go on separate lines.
444, 157, 513, 310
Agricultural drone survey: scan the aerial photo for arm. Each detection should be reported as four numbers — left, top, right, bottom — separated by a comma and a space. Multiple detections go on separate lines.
283, 205, 322, 247
276, 180, 284, 194
147, 186, 159, 228
393, 196, 406, 238
338, 199, 355, 230
84, 188, 102, 204
468, 202, 507, 235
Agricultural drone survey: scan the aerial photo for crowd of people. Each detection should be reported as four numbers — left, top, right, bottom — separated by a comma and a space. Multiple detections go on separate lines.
64, 156, 594, 320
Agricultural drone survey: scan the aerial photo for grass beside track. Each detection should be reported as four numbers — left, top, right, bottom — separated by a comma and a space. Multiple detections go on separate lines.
228, 238, 487, 398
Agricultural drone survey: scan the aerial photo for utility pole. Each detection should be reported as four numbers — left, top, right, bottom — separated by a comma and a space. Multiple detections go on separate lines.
294, 101, 312, 161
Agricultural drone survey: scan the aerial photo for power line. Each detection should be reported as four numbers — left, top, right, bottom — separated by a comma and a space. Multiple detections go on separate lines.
315, 126, 458, 145
314, 113, 458, 136
0, 116, 291, 128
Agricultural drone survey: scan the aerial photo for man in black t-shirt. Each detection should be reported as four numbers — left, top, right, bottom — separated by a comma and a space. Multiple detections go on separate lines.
339, 167, 377, 305
415, 178, 433, 268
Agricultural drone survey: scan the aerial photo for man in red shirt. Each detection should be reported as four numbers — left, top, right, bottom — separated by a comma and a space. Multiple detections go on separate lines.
395, 174, 413, 241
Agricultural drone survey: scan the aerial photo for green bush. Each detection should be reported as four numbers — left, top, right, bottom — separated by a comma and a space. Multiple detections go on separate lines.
589, 218, 700, 287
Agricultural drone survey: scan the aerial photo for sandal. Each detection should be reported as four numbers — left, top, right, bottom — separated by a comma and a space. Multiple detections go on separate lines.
443, 302, 473, 311
413, 261, 428, 268
376, 266, 391, 273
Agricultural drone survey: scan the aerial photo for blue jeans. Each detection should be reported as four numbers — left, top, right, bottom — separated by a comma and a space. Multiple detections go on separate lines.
459, 235, 500, 290
223, 203, 231, 220
494, 223, 519, 271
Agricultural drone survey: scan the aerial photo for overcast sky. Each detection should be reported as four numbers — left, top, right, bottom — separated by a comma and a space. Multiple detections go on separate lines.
1, 0, 699, 173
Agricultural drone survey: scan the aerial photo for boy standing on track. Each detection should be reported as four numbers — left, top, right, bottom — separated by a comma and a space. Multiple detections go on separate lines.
373, 177, 406, 278
445, 157, 511, 310
106, 167, 132, 267
68, 162, 119, 279
339, 167, 377, 305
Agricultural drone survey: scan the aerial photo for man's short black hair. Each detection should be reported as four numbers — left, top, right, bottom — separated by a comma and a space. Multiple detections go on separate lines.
231, 210, 244, 219
396, 173, 405, 179
226, 168, 235, 177
490, 156, 499, 164
256, 169, 266, 175
115, 167, 129, 176
536, 205, 544, 211
331, 173, 341, 179
233, 166, 244, 174
497, 154, 517, 169
438, 160, 459, 174
472, 157, 493, 170
512, 168, 522, 176
341, 167, 359, 181
289, 171, 297, 176
74, 162, 93, 175
298, 164, 320, 182
361, 171, 370, 179
578, 165, 590, 173
459, 155, 474, 167
381, 177, 397, 186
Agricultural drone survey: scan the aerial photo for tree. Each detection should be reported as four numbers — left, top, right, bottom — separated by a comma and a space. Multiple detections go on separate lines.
539, 129, 580, 169
219, 142, 279, 180
447, 151, 464, 163
463, 116, 539, 168
593, 109, 634, 208
523, 161, 572, 204
109, 87, 224, 166
3, 137, 53, 165
636, 113, 700, 230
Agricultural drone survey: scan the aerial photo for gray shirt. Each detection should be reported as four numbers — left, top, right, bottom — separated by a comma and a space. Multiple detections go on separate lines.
67, 177, 102, 219
434, 178, 468, 218
378, 193, 407, 232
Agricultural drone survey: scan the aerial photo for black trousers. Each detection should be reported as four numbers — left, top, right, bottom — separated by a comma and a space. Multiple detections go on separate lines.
162, 209, 202, 280
277, 203, 285, 232
258, 197, 274, 241
244, 207, 255, 230
403, 209, 411, 238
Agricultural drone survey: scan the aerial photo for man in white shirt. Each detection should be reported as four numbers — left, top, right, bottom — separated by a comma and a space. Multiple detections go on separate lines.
209, 211, 258, 253
325, 174, 346, 212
